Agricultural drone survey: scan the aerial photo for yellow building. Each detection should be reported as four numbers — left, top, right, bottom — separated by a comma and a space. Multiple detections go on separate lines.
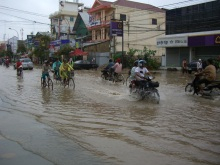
88, 0, 166, 57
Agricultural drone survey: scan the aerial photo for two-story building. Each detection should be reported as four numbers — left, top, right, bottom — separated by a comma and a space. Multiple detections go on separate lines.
87, 0, 166, 58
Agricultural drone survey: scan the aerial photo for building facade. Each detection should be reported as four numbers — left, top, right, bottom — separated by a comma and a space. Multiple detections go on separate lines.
87, 0, 166, 57
8, 36, 18, 54
157, 0, 220, 67
49, 0, 84, 40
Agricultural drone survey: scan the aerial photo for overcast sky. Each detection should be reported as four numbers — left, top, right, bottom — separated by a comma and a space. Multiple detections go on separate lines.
0, 0, 212, 41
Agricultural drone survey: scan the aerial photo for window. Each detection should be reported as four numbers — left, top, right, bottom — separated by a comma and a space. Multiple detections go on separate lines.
152, 18, 157, 25
70, 17, 74, 22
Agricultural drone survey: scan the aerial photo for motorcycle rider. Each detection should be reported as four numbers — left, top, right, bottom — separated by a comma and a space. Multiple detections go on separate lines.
195, 58, 216, 93
16, 59, 23, 76
102, 59, 115, 80
129, 60, 139, 88
135, 60, 152, 88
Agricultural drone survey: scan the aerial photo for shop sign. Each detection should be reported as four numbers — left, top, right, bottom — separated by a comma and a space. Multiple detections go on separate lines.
215, 35, 220, 45
157, 37, 187, 47
189, 34, 220, 46
110, 21, 123, 37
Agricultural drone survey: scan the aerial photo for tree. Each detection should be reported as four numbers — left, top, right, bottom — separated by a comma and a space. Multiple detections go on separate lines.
32, 35, 51, 63
55, 44, 74, 60
125, 48, 138, 68
17, 41, 26, 54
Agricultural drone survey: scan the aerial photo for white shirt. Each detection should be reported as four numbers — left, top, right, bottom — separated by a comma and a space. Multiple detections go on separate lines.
197, 62, 202, 70
129, 66, 136, 80
135, 67, 149, 80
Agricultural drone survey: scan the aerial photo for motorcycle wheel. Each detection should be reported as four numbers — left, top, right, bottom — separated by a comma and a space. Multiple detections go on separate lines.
150, 90, 160, 104
209, 87, 220, 96
185, 83, 194, 94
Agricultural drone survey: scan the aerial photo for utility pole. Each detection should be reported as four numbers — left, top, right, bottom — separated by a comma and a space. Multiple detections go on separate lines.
20, 28, 23, 40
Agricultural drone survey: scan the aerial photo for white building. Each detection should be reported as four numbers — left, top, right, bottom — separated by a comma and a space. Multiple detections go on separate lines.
49, 0, 85, 40
8, 36, 18, 54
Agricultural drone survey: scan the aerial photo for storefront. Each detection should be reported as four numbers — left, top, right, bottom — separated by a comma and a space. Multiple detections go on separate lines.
157, 31, 220, 67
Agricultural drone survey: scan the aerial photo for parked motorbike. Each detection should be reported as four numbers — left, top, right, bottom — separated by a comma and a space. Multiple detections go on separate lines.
129, 76, 160, 104
185, 75, 220, 97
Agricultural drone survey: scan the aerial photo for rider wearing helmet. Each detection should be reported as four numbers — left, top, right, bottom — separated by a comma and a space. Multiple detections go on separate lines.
42, 60, 51, 81
135, 60, 152, 87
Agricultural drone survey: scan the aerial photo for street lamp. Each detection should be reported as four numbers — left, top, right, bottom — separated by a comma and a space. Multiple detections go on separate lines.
9, 28, 19, 40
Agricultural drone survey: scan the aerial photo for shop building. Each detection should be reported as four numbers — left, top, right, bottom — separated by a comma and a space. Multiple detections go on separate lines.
157, 0, 220, 67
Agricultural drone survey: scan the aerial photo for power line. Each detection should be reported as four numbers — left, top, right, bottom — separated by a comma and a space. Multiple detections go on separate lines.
0, 5, 49, 17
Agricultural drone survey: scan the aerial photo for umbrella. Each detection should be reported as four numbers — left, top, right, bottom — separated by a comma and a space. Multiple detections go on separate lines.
69, 49, 88, 56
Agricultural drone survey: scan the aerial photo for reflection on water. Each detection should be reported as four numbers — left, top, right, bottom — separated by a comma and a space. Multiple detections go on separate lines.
0, 67, 220, 165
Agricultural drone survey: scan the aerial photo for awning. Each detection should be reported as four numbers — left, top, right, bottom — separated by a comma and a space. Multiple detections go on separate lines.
69, 49, 88, 56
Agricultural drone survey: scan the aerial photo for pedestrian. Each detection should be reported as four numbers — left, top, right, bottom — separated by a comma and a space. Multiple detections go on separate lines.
197, 59, 203, 72
182, 59, 187, 75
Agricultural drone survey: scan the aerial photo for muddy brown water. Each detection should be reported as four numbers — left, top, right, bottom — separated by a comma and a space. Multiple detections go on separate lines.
0, 66, 219, 165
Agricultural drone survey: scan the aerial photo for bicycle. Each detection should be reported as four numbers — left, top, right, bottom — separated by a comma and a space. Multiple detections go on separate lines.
61, 70, 75, 89
41, 74, 53, 90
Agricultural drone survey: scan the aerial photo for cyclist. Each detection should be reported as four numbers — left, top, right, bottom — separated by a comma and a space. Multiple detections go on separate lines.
42, 60, 51, 83
16, 59, 23, 76
59, 58, 74, 84
52, 58, 61, 80
135, 60, 152, 88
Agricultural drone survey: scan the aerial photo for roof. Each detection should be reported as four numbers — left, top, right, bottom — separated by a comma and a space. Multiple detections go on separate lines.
100, 0, 113, 5
72, 12, 90, 31
113, 0, 165, 13
36, 32, 51, 36
88, 0, 112, 13
79, 12, 90, 26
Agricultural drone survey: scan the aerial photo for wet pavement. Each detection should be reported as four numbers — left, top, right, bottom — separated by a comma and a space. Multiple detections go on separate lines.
0, 65, 220, 165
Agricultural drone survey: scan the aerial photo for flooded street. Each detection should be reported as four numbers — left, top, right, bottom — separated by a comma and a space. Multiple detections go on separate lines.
0, 65, 220, 165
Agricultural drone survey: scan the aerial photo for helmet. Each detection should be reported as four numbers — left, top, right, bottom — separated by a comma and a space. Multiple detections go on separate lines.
134, 60, 139, 66
138, 60, 146, 67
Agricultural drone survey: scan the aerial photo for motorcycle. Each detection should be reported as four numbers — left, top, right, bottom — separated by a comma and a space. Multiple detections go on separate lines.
185, 75, 220, 97
129, 76, 160, 104
101, 69, 111, 80
101, 69, 125, 84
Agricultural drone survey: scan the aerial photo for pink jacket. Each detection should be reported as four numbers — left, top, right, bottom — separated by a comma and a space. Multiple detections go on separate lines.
113, 62, 122, 73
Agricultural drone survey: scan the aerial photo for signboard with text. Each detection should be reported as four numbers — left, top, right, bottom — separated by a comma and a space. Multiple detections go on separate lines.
110, 21, 123, 37
157, 37, 187, 47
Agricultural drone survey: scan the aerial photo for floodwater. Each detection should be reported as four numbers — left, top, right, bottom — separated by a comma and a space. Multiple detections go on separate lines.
0, 65, 220, 165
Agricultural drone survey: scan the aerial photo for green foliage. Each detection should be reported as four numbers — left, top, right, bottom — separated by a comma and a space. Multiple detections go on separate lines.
55, 44, 74, 59
124, 48, 139, 68
32, 35, 51, 61
17, 42, 26, 54
126, 46, 160, 70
